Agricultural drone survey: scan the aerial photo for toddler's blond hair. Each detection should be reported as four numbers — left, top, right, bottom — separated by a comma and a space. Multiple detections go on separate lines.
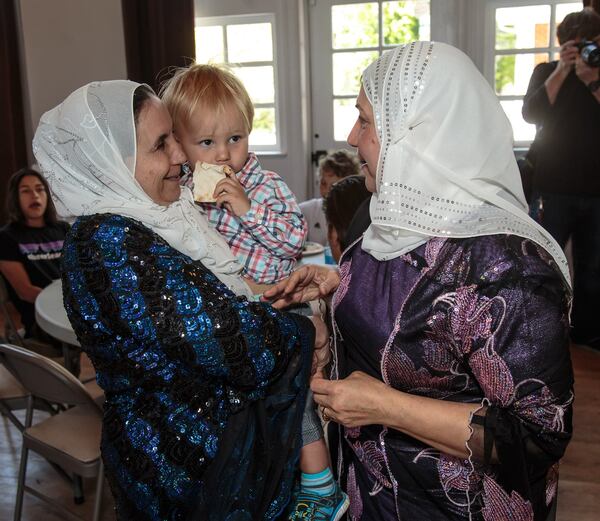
160, 63, 254, 134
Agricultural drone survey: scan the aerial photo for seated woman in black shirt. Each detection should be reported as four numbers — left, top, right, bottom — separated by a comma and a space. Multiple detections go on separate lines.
0, 168, 69, 338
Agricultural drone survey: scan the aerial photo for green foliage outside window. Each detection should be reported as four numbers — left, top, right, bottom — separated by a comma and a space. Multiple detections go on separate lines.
335, 2, 420, 48
495, 25, 517, 93
383, 2, 420, 45
253, 108, 275, 134
334, 2, 421, 94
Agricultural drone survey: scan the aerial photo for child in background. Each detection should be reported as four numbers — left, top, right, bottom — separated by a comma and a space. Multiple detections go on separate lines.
300, 150, 359, 245
161, 64, 307, 286
161, 64, 348, 521
324, 175, 371, 262
0, 168, 69, 341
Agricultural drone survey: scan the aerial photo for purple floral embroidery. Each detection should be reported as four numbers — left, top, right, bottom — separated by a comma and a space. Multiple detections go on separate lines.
424, 237, 447, 266
422, 338, 455, 372
437, 453, 480, 493
381, 339, 458, 397
470, 339, 515, 407
481, 475, 534, 521
347, 463, 363, 521
332, 258, 352, 311
347, 439, 393, 489
438, 285, 494, 355
514, 382, 573, 432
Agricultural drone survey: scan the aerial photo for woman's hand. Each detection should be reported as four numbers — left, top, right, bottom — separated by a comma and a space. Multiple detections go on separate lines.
262, 265, 340, 309
309, 315, 330, 376
557, 39, 579, 75
546, 40, 580, 104
214, 173, 251, 216
575, 53, 600, 87
311, 371, 390, 427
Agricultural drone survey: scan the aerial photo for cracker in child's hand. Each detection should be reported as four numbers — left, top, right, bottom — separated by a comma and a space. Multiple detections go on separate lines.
192, 162, 234, 203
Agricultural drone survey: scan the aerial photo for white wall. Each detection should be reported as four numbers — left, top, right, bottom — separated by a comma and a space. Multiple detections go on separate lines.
16, 0, 128, 164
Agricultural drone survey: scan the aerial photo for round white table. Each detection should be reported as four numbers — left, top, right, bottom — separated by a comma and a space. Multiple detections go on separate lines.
35, 279, 79, 347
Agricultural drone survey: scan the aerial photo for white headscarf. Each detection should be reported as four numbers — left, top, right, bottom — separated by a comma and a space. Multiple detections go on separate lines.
32, 80, 252, 297
361, 42, 570, 285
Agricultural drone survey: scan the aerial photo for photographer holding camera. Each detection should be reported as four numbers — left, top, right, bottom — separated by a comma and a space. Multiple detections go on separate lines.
522, 7, 600, 350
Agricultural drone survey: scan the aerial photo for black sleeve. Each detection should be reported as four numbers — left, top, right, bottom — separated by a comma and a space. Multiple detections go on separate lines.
522, 62, 557, 124
465, 271, 573, 509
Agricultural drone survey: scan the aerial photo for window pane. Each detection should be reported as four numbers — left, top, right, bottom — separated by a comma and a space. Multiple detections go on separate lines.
332, 3, 379, 49
554, 3, 582, 46
231, 66, 274, 104
556, 2, 581, 23
250, 108, 276, 146
333, 51, 379, 96
500, 100, 536, 142
495, 6, 551, 50
334, 98, 358, 142
495, 53, 549, 95
383, 1, 430, 45
227, 23, 273, 62
195, 25, 224, 63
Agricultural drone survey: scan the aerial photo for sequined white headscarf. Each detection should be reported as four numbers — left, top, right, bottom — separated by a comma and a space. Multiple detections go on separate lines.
360, 41, 570, 285
32, 80, 252, 296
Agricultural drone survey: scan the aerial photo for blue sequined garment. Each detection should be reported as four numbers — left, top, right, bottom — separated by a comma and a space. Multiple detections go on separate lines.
62, 214, 313, 521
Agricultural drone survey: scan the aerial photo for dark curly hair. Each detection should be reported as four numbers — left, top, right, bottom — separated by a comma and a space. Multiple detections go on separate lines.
324, 175, 371, 250
5, 168, 57, 225
319, 150, 360, 179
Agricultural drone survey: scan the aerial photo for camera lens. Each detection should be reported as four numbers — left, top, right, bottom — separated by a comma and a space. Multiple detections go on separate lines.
581, 41, 600, 67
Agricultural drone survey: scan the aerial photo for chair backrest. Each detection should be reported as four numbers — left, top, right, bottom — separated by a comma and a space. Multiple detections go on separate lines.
0, 276, 26, 346
0, 343, 100, 412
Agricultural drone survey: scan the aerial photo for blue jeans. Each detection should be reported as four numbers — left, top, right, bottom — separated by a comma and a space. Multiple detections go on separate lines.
530, 192, 600, 348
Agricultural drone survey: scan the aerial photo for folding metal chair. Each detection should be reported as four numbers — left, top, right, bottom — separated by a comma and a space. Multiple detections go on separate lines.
0, 275, 93, 382
0, 364, 29, 432
0, 343, 104, 521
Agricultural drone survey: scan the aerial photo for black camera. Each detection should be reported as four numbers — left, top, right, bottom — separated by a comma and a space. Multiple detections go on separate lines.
577, 40, 600, 67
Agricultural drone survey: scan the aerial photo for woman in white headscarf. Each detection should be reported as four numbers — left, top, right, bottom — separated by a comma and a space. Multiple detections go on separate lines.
264, 42, 573, 520
33, 80, 330, 521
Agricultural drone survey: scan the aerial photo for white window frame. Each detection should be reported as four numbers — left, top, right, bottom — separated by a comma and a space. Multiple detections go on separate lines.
483, 0, 581, 146
310, 0, 432, 152
194, 13, 284, 154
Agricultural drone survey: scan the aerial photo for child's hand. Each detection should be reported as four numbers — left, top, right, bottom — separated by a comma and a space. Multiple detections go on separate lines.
214, 173, 251, 216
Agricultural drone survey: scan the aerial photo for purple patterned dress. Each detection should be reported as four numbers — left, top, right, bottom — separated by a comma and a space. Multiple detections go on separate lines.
330, 234, 573, 521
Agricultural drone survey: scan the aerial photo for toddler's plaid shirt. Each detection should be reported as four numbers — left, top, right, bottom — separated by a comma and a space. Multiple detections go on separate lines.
182, 153, 307, 284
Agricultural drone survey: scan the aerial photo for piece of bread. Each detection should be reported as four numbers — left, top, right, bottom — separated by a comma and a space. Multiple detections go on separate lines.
192, 162, 233, 203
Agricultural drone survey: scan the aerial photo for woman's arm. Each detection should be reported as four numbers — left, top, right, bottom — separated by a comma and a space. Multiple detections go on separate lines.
543, 40, 578, 105
312, 372, 478, 459
0, 261, 42, 303
522, 64, 560, 124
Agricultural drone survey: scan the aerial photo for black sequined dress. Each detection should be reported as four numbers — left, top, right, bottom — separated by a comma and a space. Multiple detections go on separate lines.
61, 214, 313, 520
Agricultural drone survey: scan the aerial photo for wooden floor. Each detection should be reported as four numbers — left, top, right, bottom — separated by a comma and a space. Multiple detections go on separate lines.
1, 345, 599, 520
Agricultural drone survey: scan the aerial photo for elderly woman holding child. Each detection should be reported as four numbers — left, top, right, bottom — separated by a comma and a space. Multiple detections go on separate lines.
31, 78, 342, 521
266, 41, 574, 521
